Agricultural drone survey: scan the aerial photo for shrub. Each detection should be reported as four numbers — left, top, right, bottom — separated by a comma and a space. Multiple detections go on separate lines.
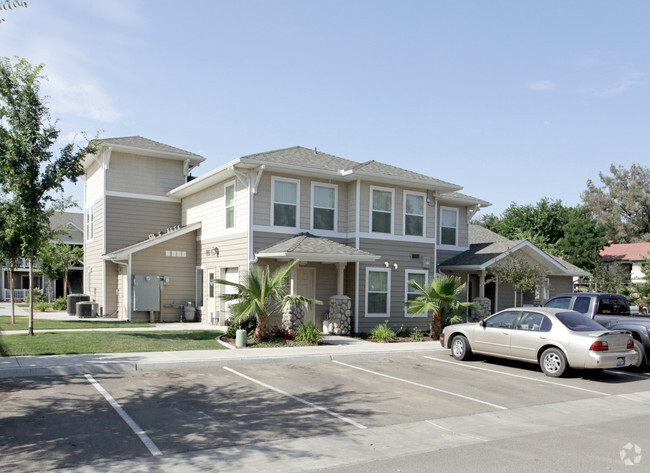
34, 301, 51, 312
371, 321, 396, 343
410, 329, 424, 341
25, 288, 46, 304
296, 322, 321, 344
52, 297, 67, 311
273, 326, 296, 341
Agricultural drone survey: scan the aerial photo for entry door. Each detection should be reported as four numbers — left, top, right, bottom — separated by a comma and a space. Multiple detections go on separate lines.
224, 268, 239, 320
297, 267, 316, 324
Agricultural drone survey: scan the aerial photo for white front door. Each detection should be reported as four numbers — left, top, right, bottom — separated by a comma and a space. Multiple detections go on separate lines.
297, 267, 316, 324
224, 268, 239, 320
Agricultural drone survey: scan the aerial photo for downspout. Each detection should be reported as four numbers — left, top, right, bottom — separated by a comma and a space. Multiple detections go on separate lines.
248, 165, 265, 266
354, 178, 361, 333
433, 194, 438, 277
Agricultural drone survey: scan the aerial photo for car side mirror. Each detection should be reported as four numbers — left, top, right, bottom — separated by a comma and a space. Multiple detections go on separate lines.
479, 319, 486, 328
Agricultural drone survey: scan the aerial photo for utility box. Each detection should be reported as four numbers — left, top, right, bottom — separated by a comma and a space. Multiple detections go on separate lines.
133, 275, 161, 312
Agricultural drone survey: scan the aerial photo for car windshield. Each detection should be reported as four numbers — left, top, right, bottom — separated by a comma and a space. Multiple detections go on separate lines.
556, 311, 605, 331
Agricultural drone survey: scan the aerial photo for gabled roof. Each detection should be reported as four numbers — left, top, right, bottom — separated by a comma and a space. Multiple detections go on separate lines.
87, 136, 205, 167
103, 223, 201, 260
49, 212, 83, 233
256, 232, 379, 263
438, 225, 584, 276
601, 242, 650, 262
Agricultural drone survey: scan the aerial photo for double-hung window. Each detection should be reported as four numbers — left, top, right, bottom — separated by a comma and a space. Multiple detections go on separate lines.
440, 207, 458, 246
272, 178, 299, 227
405, 270, 428, 316
404, 192, 425, 237
367, 268, 390, 316
225, 182, 235, 229
312, 183, 336, 231
371, 187, 393, 234
85, 205, 94, 241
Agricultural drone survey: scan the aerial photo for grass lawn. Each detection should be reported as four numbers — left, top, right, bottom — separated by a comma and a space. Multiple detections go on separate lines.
0, 316, 154, 332
0, 330, 226, 356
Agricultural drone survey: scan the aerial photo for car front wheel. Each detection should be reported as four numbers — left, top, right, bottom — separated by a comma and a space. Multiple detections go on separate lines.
451, 335, 472, 361
540, 347, 568, 377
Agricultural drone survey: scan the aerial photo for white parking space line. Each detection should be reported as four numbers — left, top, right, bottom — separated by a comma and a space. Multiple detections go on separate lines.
423, 356, 610, 396
85, 374, 162, 457
331, 360, 507, 410
425, 420, 488, 442
223, 366, 367, 430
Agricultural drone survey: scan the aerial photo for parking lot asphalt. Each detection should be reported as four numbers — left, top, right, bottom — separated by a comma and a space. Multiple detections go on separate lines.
2, 353, 650, 473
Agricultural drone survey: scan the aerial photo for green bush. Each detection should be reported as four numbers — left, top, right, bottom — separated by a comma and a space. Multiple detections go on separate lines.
371, 321, 396, 343
296, 322, 321, 344
34, 301, 51, 312
410, 329, 424, 341
25, 288, 46, 304
52, 297, 67, 311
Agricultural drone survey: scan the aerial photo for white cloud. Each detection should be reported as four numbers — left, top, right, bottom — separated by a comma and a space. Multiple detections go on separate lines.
528, 80, 556, 91
599, 71, 646, 96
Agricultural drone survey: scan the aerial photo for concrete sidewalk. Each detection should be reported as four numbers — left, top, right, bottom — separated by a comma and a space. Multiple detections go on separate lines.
0, 302, 445, 378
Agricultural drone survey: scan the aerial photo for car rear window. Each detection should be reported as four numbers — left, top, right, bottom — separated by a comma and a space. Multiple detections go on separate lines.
597, 296, 631, 315
556, 311, 605, 331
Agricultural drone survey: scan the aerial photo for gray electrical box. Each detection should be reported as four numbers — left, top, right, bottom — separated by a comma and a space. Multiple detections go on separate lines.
133, 275, 160, 311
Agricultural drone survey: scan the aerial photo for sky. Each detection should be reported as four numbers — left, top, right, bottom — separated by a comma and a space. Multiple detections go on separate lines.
2, 0, 649, 217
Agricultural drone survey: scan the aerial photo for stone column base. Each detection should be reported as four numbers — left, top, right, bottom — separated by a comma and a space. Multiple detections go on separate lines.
471, 297, 491, 322
328, 295, 352, 335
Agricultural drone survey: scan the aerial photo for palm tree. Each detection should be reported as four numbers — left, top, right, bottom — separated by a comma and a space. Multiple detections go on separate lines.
406, 274, 478, 339
215, 259, 320, 340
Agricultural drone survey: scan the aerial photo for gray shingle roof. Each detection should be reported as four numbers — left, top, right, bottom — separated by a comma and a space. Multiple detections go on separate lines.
257, 233, 378, 262
352, 160, 460, 189
242, 146, 358, 173
49, 211, 83, 231
97, 136, 204, 159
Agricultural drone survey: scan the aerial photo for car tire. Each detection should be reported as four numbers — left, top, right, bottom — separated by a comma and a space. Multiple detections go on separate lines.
630, 340, 645, 370
451, 335, 472, 361
540, 347, 568, 377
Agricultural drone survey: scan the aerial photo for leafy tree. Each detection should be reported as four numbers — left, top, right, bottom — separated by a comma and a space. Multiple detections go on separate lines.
557, 205, 608, 272
489, 255, 549, 307
216, 260, 321, 340
582, 163, 650, 243
0, 197, 23, 323
475, 198, 571, 255
0, 57, 96, 335
0, 1, 27, 23
37, 232, 84, 299
406, 275, 478, 339
589, 261, 629, 293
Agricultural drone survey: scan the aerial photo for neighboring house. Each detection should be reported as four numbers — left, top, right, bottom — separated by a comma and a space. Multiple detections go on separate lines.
1, 212, 84, 301
601, 242, 650, 284
438, 225, 590, 318
83, 136, 581, 331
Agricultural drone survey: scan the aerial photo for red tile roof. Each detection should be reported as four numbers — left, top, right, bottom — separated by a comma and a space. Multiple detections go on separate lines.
601, 242, 650, 262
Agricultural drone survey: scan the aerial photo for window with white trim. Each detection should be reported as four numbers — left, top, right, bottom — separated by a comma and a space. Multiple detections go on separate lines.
366, 268, 390, 316
405, 270, 428, 316
225, 182, 235, 229
85, 205, 94, 241
440, 207, 458, 246
312, 183, 336, 231
272, 178, 299, 227
371, 187, 393, 234
404, 192, 425, 236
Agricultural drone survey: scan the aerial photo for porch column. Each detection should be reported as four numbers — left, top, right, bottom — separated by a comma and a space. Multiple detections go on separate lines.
335, 262, 347, 296
479, 271, 486, 298
289, 266, 298, 295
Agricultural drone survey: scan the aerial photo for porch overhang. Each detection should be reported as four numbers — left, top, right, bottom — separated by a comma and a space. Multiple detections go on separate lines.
102, 222, 201, 261
255, 233, 379, 264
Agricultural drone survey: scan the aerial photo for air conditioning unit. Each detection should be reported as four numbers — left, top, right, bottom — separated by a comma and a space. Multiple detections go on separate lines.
76, 301, 98, 318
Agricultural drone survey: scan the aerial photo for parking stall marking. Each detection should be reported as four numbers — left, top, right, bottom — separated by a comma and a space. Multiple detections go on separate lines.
222, 366, 367, 430
422, 356, 611, 396
85, 374, 163, 457
331, 360, 507, 410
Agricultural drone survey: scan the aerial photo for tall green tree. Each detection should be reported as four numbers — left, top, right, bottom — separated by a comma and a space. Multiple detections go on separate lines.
406, 275, 478, 339
216, 260, 321, 340
0, 197, 23, 323
557, 205, 609, 272
582, 163, 650, 243
0, 57, 96, 335
489, 255, 549, 307
37, 232, 84, 300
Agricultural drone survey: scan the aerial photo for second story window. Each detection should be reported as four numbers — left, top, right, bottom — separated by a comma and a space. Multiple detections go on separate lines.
404, 192, 424, 236
371, 187, 393, 234
86, 205, 94, 241
225, 182, 235, 229
273, 178, 299, 227
312, 184, 336, 231
440, 207, 458, 245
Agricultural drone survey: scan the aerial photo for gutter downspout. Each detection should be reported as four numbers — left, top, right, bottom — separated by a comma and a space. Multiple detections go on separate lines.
355, 178, 361, 333
433, 195, 438, 277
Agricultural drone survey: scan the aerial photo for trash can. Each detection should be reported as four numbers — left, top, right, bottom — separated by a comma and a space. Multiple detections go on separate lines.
67, 294, 90, 315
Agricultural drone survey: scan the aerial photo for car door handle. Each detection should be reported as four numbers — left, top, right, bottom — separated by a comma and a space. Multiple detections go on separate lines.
539, 336, 547, 340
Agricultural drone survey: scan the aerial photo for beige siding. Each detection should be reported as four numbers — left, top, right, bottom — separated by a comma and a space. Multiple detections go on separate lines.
130, 231, 198, 322
548, 276, 573, 297
183, 179, 249, 237
105, 261, 119, 316
85, 198, 104, 307
106, 151, 186, 195
105, 196, 181, 253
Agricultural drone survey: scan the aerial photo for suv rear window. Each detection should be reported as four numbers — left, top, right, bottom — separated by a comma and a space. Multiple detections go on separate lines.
556, 311, 605, 331
598, 296, 631, 315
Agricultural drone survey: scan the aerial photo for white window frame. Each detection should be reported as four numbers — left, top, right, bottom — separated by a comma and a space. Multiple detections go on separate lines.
370, 186, 394, 235
405, 269, 428, 317
403, 191, 426, 237
271, 176, 300, 229
224, 180, 236, 229
85, 205, 94, 242
366, 267, 391, 317
311, 182, 338, 232
439, 206, 459, 247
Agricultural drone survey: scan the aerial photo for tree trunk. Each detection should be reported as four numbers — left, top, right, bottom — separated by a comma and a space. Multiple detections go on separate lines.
28, 256, 34, 336
430, 310, 443, 340
9, 268, 16, 324
63, 270, 68, 298
254, 312, 271, 340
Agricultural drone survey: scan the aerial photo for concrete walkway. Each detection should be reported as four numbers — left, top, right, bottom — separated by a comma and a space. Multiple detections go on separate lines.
0, 302, 445, 379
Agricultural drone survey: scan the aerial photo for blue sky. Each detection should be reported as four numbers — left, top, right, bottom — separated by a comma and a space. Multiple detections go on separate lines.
2, 1, 648, 217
